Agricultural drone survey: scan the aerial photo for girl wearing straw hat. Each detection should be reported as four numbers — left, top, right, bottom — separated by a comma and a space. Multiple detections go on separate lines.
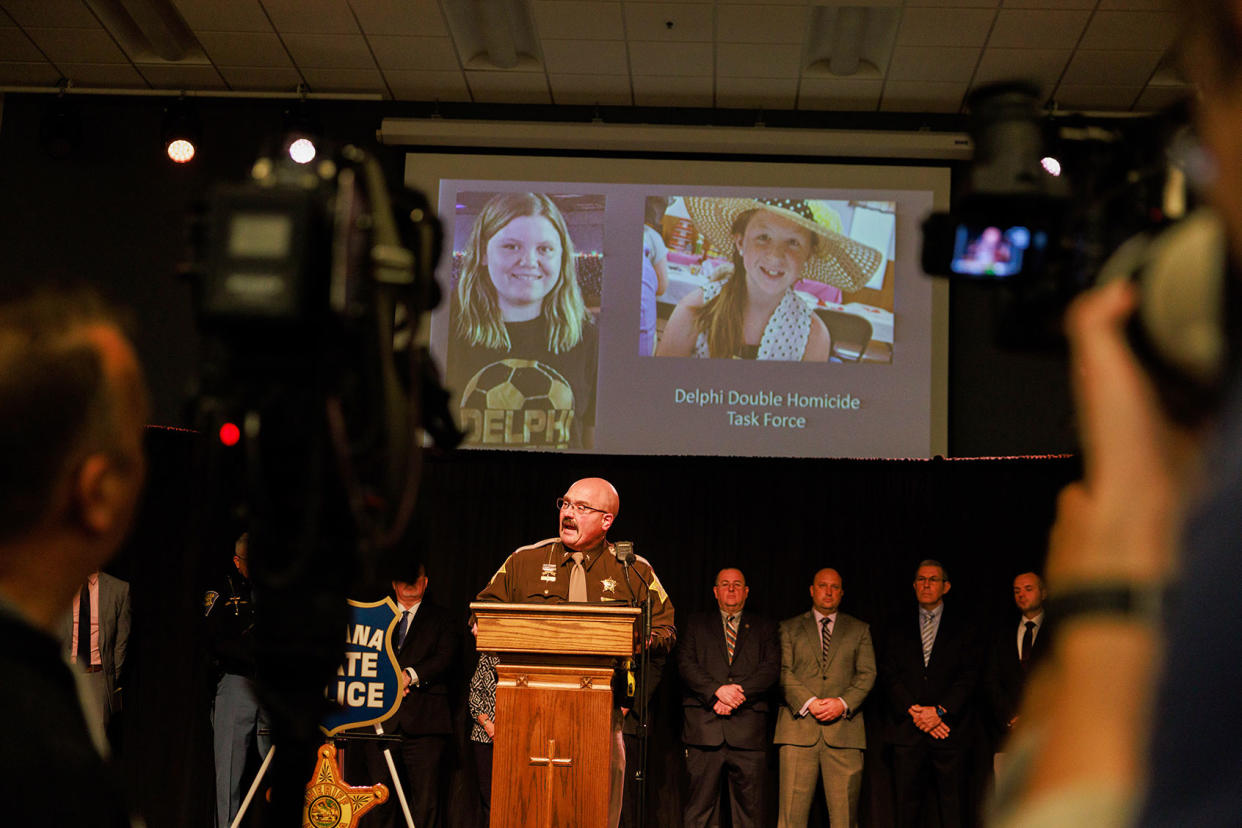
656, 197, 883, 361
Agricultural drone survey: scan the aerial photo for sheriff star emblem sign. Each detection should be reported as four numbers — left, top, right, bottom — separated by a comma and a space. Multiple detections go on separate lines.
601, 577, 617, 593
302, 743, 388, 828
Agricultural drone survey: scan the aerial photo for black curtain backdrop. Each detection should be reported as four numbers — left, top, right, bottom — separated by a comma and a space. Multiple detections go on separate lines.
105, 427, 1077, 827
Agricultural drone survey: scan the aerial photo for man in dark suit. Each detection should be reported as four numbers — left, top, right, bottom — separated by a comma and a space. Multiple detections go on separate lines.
0, 288, 148, 826
880, 559, 982, 828
359, 564, 459, 828
678, 567, 779, 828
62, 569, 131, 733
986, 571, 1049, 746
775, 567, 876, 828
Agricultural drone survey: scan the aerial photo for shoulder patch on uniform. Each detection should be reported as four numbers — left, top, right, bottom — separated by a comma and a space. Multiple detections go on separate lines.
203, 590, 219, 616
630, 555, 669, 604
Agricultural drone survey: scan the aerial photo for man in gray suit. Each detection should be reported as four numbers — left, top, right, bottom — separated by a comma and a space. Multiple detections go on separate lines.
62, 569, 131, 731
775, 568, 876, 828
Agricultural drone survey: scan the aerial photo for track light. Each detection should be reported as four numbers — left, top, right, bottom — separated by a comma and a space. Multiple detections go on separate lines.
162, 99, 200, 164
282, 100, 320, 165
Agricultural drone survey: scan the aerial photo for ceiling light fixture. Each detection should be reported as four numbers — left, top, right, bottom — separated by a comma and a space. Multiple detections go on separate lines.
162, 97, 200, 164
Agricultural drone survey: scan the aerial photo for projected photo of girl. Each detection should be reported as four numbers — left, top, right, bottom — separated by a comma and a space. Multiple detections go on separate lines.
447, 191, 602, 450
655, 197, 885, 361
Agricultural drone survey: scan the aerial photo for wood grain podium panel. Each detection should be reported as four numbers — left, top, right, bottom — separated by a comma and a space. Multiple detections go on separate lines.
471, 602, 640, 656
491, 663, 615, 828
471, 603, 640, 828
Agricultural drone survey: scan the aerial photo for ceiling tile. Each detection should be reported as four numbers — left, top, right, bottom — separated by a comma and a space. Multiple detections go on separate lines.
632, 73, 711, 106
906, 0, 997, 7
973, 47, 1069, 96
717, 43, 799, 78
1062, 50, 1162, 87
897, 7, 995, 48
0, 0, 97, 27
138, 64, 227, 89
367, 35, 457, 71
25, 28, 128, 64
1097, 0, 1168, 9
171, 0, 273, 32
57, 62, 148, 87
717, 5, 806, 44
887, 46, 980, 83
533, 1, 623, 40
542, 39, 627, 75
880, 80, 968, 111
628, 41, 711, 76
988, 8, 1089, 49
300, 65, 387, 92
282, 33, 375, 68
465, 69, 551, 103
717, 75, 796, 109
1078, 11, 1179, 52
1052, 83, 1140, 110
0, 25, 42, 61
260, 0, 360, 34
218, 65, 303, 90
548, 72, 633, 105
1001, 0, 1092, 6
798, 77, 883, 110
1133, 84, 1191, 111
384, 68, 470, 100
623, 3, 712, 42
198, 31, 291, 67
350, 0, 448, 37
0, 61, 61, 85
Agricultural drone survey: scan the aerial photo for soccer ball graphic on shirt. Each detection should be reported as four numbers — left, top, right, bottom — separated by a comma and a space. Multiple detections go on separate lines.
459, 359, 575, 447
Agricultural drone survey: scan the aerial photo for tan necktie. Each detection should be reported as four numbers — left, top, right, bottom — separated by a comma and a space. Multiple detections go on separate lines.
569, 552, 587, 602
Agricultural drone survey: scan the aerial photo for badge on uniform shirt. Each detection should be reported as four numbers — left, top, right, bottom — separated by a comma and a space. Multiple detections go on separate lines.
203, 590, 219, 616
540, 563, 558, 583
601, 578, 617, 593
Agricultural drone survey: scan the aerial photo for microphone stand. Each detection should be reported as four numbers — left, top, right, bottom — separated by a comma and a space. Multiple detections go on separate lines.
617, 544, 651, 828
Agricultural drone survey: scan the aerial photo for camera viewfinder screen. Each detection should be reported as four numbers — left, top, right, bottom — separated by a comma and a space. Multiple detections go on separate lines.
950, 224, 1042, 277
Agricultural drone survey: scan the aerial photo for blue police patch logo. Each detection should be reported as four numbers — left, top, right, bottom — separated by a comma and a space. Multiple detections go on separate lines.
320, 597, 404, 737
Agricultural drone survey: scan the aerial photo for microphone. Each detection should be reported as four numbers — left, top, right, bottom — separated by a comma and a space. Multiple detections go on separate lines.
615, 541, 635, 567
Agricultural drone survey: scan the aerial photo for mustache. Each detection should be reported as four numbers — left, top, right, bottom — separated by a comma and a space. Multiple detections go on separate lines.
561, 517, 577, 529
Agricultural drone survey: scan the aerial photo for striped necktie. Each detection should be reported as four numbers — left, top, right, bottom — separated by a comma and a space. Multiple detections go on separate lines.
725, 614, 738, 663
821, 616, 832, 662
921, 610, 936, 666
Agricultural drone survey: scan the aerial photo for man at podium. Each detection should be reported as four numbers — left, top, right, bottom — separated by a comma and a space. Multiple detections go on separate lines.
477, 477, 674, 646
477, 476, 675, 827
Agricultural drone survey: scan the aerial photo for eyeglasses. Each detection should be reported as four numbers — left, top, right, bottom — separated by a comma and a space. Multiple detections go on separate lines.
556, 497, 609, 515
915, 576, 944, 585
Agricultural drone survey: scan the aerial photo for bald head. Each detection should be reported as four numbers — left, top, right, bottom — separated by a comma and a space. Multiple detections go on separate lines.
557, 477, 618, 551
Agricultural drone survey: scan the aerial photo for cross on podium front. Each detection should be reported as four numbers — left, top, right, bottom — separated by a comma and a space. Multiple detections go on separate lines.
529, 738, 574, 827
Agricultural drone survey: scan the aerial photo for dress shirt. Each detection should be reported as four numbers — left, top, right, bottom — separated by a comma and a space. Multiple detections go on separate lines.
396, 599, 422, 686
71, 573, 99, 668
920, 603, 944, 650
1015, 610, 1044, 658
797, 609, 847, 717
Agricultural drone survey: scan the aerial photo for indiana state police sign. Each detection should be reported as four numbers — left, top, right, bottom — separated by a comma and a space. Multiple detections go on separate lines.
320, 597, 404, 736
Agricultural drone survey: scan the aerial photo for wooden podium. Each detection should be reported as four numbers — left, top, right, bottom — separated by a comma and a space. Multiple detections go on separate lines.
470, 602, 641, 828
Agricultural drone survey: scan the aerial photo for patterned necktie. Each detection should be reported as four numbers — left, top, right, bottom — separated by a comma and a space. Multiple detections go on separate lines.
569, 552, 587, 602
921, 610, 935, 666
725, 615, 738, 664
821, 616, 832, 662
398, 610, 411, 649
76, 581, 91, 666
1020, 620, 1036, 667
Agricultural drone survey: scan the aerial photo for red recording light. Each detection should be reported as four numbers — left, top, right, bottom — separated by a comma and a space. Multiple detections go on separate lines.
219, 422, 241, 446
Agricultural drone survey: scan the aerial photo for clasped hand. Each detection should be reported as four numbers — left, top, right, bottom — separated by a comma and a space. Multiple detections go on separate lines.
908, 704, 950, 739
714, 684, 746, 715
809, 697, 846, 722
